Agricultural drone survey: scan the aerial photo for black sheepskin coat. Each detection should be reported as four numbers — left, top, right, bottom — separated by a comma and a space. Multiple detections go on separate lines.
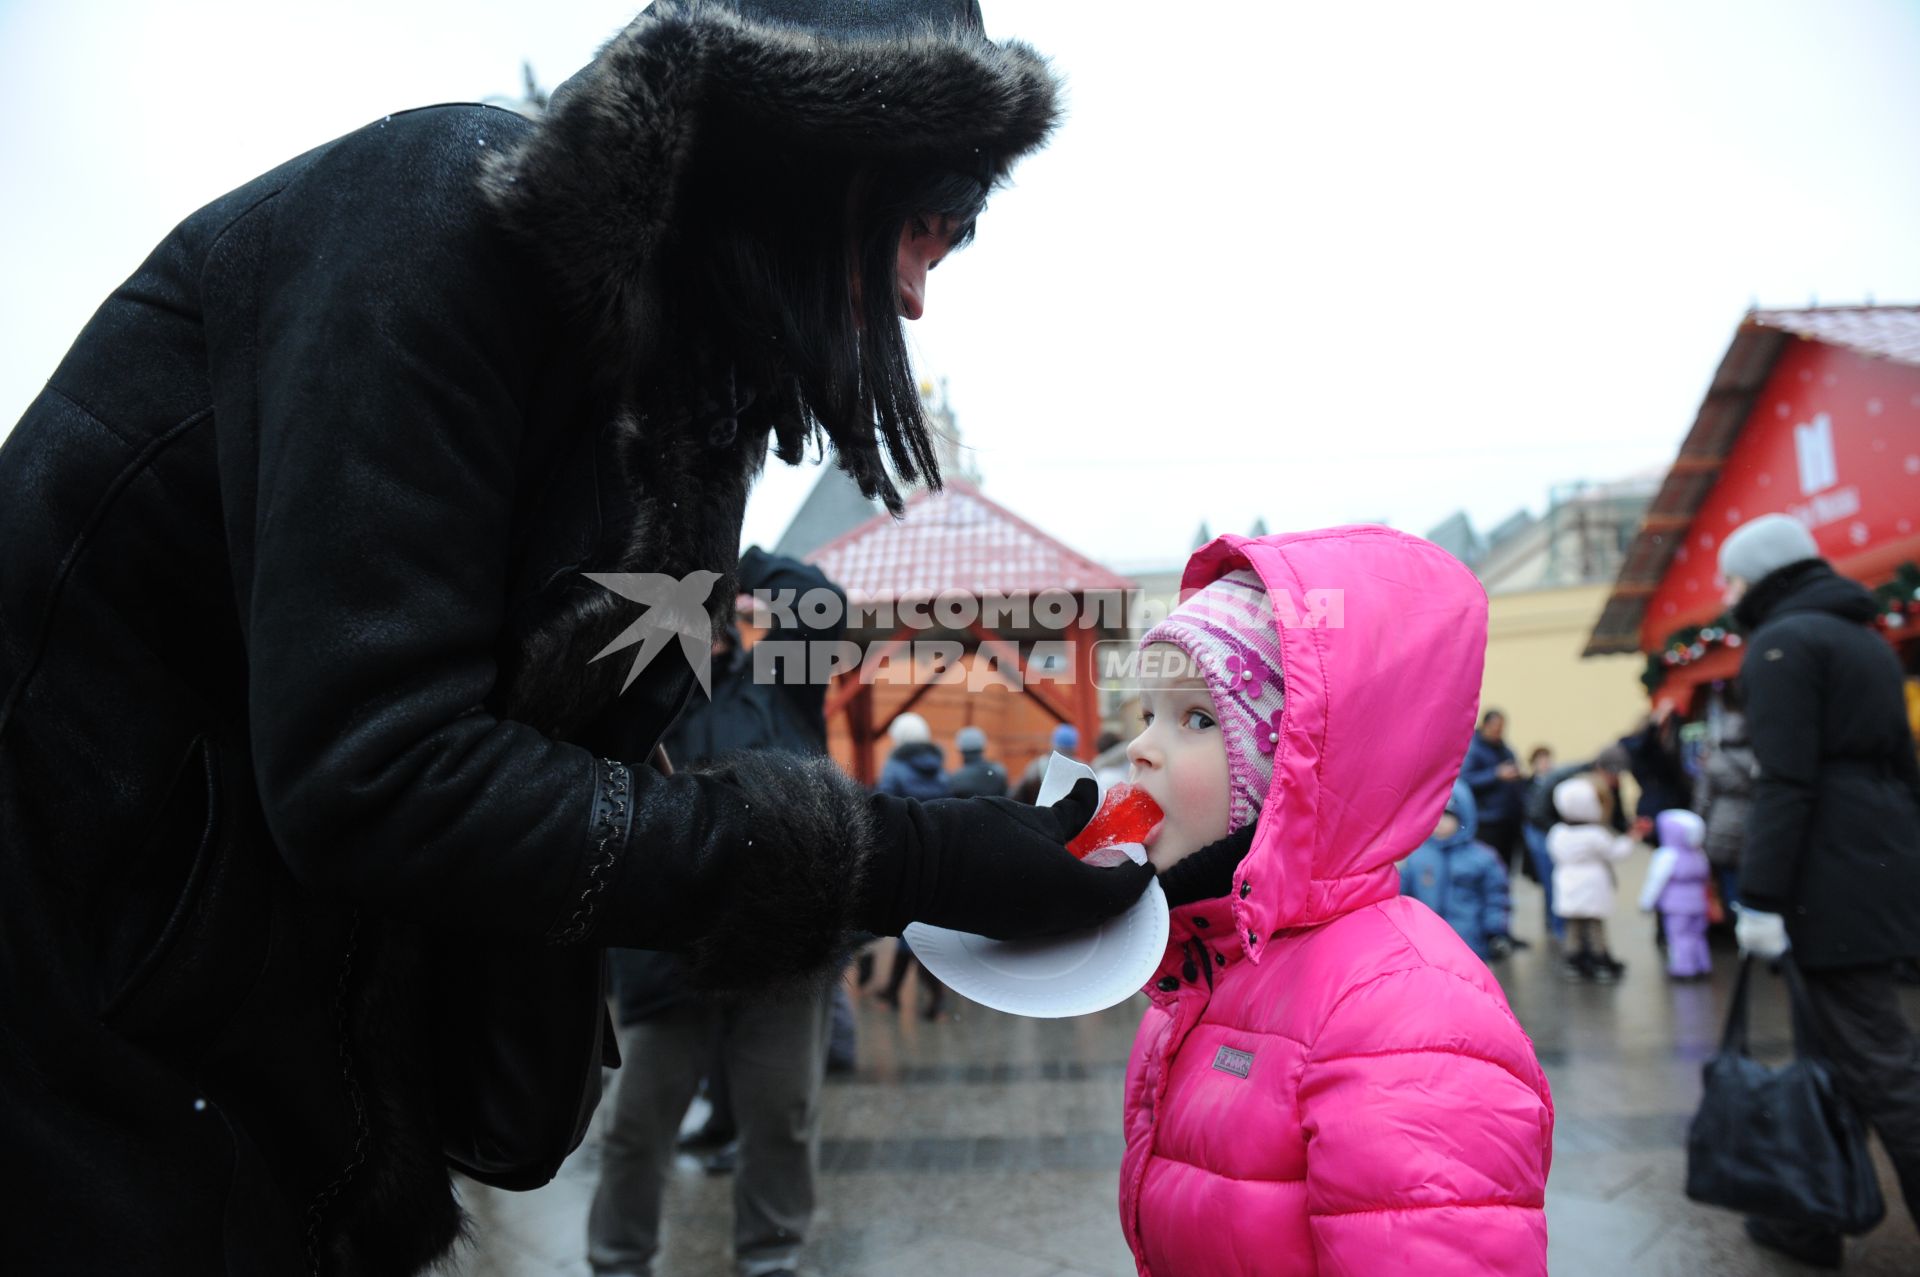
0, 2, 1056, 1272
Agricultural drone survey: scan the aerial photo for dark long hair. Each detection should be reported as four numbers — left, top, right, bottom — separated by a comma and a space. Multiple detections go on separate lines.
660, 133, 991, 514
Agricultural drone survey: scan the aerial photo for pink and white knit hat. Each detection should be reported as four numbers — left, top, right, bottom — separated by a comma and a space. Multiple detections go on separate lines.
1140, 568, 1286, 832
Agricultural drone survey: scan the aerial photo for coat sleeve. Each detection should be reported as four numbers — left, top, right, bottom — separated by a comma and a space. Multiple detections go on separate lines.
1640, 847, 1677, 912
1692, 759, 1716, 816
238, 134, 875, 977
1459, 738, 1499, 791
1738, 633, 1824, 912
1300, 967, 1551, 1275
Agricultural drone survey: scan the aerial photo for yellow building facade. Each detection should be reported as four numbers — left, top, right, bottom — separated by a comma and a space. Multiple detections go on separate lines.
1481, 582, 1649, 764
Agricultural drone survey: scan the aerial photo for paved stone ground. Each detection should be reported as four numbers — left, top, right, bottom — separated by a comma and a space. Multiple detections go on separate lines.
444, 860, 1920, 1276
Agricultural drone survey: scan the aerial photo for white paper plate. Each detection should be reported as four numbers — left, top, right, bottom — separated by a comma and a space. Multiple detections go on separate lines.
902, 755, 1171, 1019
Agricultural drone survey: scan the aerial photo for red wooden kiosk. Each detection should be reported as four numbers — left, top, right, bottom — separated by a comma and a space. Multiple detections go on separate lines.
1586, 305, 1920, 710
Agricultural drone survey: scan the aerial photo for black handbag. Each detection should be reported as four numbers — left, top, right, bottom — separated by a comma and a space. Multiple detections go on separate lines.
1684, 954, 1886, 1234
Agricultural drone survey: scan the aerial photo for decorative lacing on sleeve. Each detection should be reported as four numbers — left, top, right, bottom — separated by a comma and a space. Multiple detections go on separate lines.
545, 757, 632, 945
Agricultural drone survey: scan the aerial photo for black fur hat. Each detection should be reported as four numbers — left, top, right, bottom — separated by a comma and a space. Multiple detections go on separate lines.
482, 0, 1059, 367
719, 0, 986, 39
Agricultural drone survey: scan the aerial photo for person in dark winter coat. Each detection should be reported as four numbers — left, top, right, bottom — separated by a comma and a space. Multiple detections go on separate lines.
947, 725, 1008, 798
874, 712, 952, 1015
1618, 705, 1689, 836
878, 712, 950, 800
1400, 780, 1514, 961
0, 4, 1153, 1273
1015, 721, 1082, 802
1716, 514, 1920, 1269
589, 547, 845, 1277
1461, 709, 1526, 873
1694, 707, 1757, 909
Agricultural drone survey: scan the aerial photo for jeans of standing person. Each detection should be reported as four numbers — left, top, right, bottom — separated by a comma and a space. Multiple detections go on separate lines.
878, 937, 946, 1018
1522, 824, 1564, 942
1750, 963, 1920, 1253
827, 980, 857, 1073
588, 985, 835, 1277
1661, 910, 1711, 978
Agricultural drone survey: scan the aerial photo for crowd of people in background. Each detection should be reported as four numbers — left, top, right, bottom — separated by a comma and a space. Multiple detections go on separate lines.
1422, 701, 1747, 985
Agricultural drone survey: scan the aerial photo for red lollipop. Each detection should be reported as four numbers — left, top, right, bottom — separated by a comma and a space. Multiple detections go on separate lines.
1067, 783, 1163, 860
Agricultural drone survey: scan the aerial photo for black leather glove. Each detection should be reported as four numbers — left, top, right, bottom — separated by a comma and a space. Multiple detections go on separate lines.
1487, 933, 1515, 960
858, 778, 1154, 939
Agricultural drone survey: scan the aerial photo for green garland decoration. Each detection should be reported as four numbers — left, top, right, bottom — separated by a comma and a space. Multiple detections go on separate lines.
1641, 560, 1920, 693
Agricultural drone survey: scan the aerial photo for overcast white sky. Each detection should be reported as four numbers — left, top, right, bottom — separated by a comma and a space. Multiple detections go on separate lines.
5, 0, 1919, 569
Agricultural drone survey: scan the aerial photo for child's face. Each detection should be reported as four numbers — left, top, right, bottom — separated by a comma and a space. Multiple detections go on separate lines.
1127, 644, 1232, 872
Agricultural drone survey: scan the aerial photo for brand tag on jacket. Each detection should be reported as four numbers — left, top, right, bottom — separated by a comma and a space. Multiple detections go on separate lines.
1212, 1046, 1254, 1079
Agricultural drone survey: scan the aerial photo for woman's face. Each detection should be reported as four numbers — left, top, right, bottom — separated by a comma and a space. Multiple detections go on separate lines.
893, 213, 957, 320
1127, 645, 1232, 872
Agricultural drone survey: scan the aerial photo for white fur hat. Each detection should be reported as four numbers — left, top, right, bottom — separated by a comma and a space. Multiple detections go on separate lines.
1719, 514, 1820, 586
888, 712, 931, 745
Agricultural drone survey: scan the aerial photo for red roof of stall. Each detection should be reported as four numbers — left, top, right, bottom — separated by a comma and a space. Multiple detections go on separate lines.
1584, 304, 1920, 657
806, 478, 1133, 606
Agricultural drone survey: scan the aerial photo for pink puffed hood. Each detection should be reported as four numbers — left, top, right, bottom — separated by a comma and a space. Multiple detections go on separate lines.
1187, 525, 1488, 951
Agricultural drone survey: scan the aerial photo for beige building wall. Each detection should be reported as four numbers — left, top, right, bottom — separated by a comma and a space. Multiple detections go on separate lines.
1480, 583, 1649, 764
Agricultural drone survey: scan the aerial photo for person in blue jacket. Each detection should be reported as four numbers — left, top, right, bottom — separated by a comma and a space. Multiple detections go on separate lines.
1462, 709, 1527, 875
878, 712, 951, 800
1402, 780, 1515, 961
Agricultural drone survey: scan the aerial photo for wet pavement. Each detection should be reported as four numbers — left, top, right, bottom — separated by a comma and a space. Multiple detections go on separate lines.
447, 862, 1920, 1276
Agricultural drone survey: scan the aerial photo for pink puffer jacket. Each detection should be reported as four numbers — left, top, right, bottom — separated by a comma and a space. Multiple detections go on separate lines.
1119, 528, 1554, 1276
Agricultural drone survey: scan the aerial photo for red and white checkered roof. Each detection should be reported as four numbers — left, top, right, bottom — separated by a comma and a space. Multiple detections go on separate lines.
1754, 305, 1920, 366
806, 478, 1133, 604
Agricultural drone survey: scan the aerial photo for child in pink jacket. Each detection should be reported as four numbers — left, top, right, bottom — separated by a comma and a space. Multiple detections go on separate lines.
1119, 527, 1554, 1276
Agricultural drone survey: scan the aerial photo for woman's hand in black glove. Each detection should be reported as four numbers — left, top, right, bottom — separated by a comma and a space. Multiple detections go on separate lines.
858, 778, 1154, 940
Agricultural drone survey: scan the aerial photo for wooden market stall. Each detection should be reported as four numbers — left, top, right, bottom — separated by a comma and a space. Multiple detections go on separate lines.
803, 478, 1135, 786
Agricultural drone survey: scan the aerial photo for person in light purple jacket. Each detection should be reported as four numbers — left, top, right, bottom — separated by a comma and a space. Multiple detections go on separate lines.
1640, 809, 1712, 979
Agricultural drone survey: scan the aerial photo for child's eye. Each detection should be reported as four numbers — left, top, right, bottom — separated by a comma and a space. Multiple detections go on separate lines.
1183, 709, 1217, 731
1139, 709, 1155, 727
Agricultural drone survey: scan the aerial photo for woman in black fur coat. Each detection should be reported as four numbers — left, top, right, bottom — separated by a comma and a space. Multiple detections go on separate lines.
0, 2, 1147, 1272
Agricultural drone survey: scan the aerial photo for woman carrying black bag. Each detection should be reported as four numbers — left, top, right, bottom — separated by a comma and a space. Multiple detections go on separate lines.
1716, 515, 1920, 1269
1686, 954, 1885, 1243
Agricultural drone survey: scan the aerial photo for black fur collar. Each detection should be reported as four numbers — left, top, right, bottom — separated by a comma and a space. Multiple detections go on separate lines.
1733, 558, 1842, 633
478, 0, 1059, 370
